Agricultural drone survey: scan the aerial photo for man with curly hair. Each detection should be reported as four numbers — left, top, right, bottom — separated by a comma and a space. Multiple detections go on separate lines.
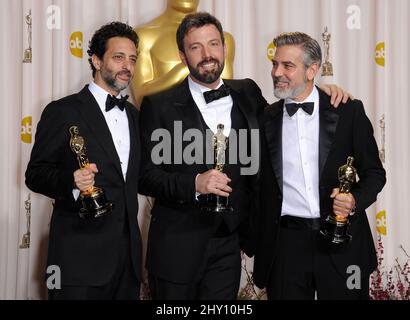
26, 22, 142, 300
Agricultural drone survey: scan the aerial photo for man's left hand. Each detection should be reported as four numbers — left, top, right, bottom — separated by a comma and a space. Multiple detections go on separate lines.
330, 188, 356, 218
320, 84, 354, 107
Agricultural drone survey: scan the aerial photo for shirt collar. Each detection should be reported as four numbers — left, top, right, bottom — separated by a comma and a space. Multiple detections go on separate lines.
188, 76, 224, 94
88, 81, 122, 113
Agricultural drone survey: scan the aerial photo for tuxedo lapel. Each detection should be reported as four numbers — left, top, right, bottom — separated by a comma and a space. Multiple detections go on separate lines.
318, 88, 339, 179
173, 79, 212, 169
125, 105, 139, 182
75, 86, 123, 177
226, 81, 259, 131
264, 102, 284, 194
173, 79, 206, 132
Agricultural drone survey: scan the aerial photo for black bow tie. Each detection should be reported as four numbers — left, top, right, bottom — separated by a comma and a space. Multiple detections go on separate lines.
285, 102, 314, 117
105, 94, 129, 112
203, 85, 231, 104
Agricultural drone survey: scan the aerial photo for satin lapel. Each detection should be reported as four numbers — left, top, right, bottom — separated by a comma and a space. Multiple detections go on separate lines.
125, 105, 139, 182
227, 85, 259, 130
173, 79, 212, 169
75, 86, 123, 177
318, 89, 340, 179
264, 103, 284, 194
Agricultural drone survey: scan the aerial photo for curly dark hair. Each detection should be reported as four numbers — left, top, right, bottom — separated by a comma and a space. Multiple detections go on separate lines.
176, 12, 225, 54
87, 21, 139, 77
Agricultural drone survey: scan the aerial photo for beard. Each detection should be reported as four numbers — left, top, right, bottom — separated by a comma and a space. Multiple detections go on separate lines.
187, 57, 225, 84
101, 66, 132, 92
273, 75, 307, 100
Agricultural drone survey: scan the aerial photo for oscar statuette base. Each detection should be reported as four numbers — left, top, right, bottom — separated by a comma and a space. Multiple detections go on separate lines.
79, 186, 113, 219
320, 215, 352, 244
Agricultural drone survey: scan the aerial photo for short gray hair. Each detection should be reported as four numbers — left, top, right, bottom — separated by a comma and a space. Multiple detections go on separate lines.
273, 32, 322, 69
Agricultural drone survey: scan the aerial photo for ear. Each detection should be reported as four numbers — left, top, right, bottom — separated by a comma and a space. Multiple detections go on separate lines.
179, 51, 187, 66
306, 63, 319, 81
91, 54, 102, 72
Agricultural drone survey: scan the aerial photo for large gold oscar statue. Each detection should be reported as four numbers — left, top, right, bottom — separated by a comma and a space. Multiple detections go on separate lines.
131, 0, 235, 107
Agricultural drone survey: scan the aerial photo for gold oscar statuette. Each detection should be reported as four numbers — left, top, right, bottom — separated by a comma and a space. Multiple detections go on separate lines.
379, 115, 385, 163
23, 10, 32, 63
321, 26, 333, 76
69, 126, 113, 218
19, 194, 31, 249
130, 0, 235, 107
320, 156, 356, 244
200, 124, 233, 213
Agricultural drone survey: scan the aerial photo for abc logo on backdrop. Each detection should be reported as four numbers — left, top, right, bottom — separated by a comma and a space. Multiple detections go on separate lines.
21, 116, 32, 144
375, 42, 385, 67
70, 31, 83, 58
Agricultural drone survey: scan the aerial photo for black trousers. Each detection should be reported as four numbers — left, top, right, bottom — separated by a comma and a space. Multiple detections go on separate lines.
48, 235, 140, 300
149, 231, 241, 300
267, 215, 370, 300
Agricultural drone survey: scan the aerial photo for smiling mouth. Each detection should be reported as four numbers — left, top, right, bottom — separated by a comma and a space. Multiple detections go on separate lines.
199, 60, 219, 71
275, 81, 289, 88
117, 73, 131, 81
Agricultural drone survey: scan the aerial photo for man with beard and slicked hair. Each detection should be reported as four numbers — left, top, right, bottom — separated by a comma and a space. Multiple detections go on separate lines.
130, 0, 235, 107
253, 32, 385, 300
139, 12, 350, 300
26, 22, 143, 300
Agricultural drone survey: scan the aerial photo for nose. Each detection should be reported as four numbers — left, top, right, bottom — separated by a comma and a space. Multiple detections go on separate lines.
122, 58, 133, 71
272, 64, 282, 78
202, 46, 212, 59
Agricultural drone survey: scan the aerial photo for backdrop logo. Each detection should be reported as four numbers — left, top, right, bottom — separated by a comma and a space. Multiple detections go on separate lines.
70, 31, 83, 58
46, 5, 61, 30
267, 42, 276, 61
376, 210, 387, 235
21, 116, 32, 143
375, 42, 385, 67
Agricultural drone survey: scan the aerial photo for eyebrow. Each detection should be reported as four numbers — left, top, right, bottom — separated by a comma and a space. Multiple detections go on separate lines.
273, 59, 296, 66
189, 38, 221, 46
112, 52, 138, 59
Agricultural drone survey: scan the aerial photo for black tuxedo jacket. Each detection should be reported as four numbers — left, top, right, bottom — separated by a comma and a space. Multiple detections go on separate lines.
252, 87, 386, 289
139, 77, 266, 283
25, 86, 142, 286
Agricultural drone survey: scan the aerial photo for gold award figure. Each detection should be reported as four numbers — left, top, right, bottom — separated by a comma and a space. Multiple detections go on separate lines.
23, 10, 32, 63
379, 115, 385, 163
320, 156, 357, 244
131, 0, 235, 107
20, 194, 31, 249
69, 126, 113, 218
321, 26, 333, 76
202, 124, 233, 213
213, 124, 228, 172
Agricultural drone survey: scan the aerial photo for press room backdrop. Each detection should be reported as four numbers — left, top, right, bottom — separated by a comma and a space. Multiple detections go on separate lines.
0, 0, 408, 299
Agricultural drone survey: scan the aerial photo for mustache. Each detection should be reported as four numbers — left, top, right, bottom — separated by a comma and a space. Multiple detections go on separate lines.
117, 70, 132, 78
274, 76, 289, 84
197, 58, 220, 68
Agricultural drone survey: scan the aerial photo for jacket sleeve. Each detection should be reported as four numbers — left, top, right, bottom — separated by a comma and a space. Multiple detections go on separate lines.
350, 100, 386, 212
138, 97, 197, 203
25, 102, 75, 201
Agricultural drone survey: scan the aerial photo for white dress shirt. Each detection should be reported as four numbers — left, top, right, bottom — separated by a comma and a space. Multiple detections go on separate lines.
281, 86, 320, 218
88, 81, 130, 181
189, 76, 233, 198
188, 76, 232, 136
